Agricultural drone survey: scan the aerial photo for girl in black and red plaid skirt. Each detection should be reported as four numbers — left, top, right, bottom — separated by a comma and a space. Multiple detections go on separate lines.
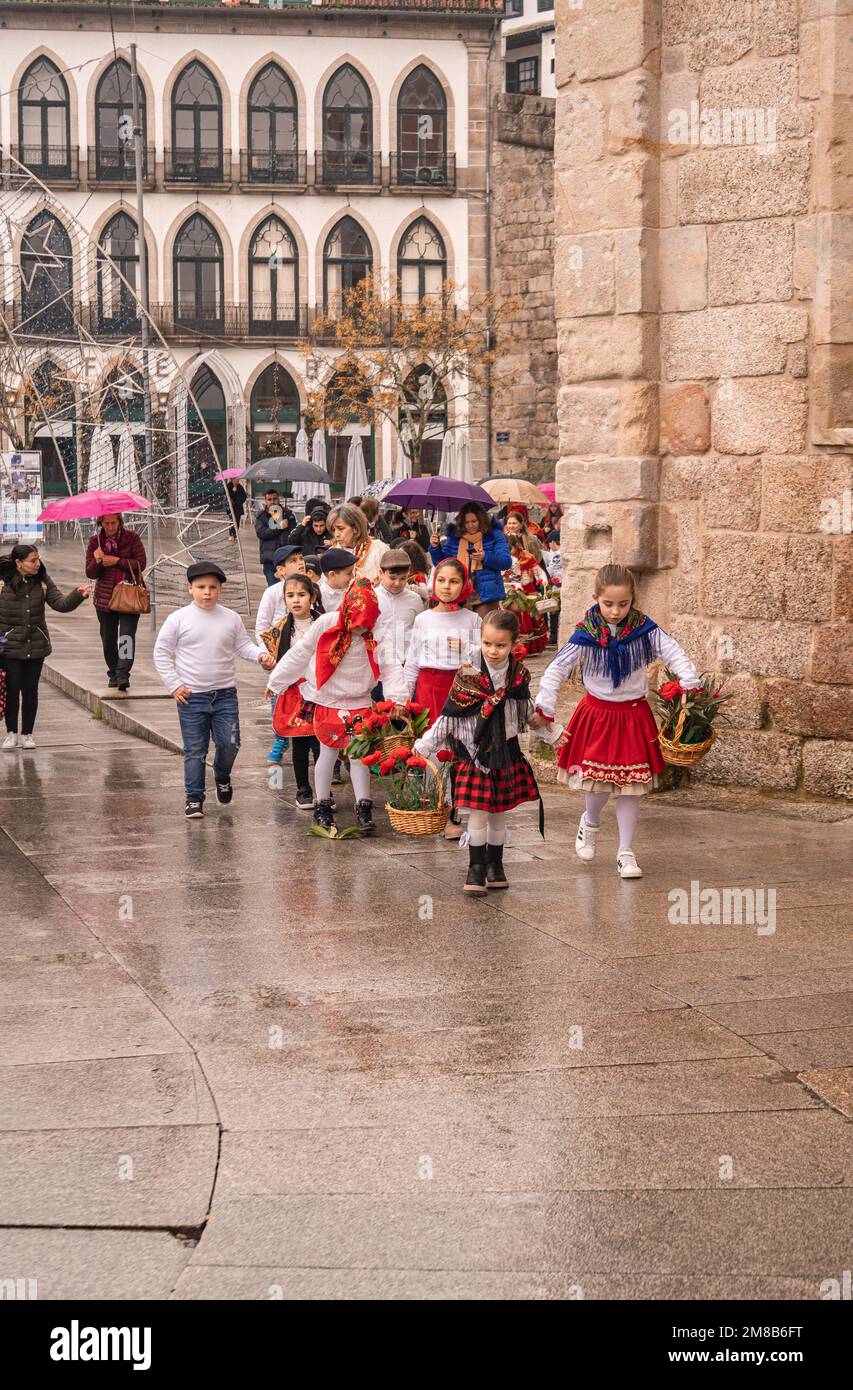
415, 610, 554, 895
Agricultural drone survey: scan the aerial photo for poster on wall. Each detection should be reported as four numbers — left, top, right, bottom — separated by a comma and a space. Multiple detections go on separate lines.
1, 451, 44, 542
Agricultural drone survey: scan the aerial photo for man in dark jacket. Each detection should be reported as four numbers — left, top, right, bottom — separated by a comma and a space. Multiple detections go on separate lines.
289, 507, 332, 557
255, 489, 297, 584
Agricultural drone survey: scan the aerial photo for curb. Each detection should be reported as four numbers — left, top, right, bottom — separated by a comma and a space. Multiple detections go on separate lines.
42, 660, 183, 757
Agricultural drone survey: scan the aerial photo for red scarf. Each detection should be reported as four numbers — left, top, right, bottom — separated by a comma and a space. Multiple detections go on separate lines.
314, 577, 380, 688
428, 560, 474, 612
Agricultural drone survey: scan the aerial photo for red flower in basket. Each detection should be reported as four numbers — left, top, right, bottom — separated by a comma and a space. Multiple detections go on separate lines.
374, 699, 397, 713
658, 679, 685, 701
406, 755, 427, 768
436, 749, 454, 763
379, 757, 395, 776
513, 642, 528, 660
362, 751, 383, 767
387, 744, 411, 761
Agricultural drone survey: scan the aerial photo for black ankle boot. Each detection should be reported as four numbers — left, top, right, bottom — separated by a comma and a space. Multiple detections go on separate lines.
312, 798, 338, 836
355, 799, 375, 833
485, 844, 508, 889
464, 843, 488, 894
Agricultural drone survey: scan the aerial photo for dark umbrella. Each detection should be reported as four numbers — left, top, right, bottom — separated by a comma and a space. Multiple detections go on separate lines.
383, 477, 496, 512
242, 456, 334, 484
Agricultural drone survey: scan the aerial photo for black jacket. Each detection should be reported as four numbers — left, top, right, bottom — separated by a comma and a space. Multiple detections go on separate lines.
255, 505, 297, 563
289, 521, 332, 557
0, 562, 86, 660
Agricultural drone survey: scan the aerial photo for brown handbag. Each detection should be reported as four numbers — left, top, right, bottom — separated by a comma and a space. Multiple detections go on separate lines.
108, 560, 151, 615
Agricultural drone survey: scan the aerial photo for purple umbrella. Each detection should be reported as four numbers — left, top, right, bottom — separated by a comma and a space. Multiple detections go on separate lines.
383, 477, 496, 512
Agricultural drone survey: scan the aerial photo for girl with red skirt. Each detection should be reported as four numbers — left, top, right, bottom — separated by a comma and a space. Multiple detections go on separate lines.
265, 574, 324, 810
503, 535, 549, 656
403, 559, 482, 724
530, 564, 701, 880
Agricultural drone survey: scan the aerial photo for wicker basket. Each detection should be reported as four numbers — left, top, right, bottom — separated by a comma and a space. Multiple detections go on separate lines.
375, 727, 415, 757
384, 758, 449, 837
658, 694, 717, 767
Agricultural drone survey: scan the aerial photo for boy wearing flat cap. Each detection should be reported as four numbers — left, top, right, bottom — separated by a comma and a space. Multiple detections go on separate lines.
318, 547, 356, 614
153, 561, 276, 818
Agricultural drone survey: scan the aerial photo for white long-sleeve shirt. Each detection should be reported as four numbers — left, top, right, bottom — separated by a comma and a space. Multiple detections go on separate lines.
153, 602, 265, 694
254, 581, 287, 643
319, 578, 344, 613
403, 608, 482, 695
266, 609, 407, 708
376, 585, 425, 664
534, 626, 701, 714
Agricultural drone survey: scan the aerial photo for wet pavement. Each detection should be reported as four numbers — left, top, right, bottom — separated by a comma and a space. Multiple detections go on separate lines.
1, 666, 852, 1298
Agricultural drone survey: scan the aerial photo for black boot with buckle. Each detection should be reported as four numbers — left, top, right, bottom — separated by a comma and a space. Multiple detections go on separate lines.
312, 798, 338, 837
355, 799, 376, 834
464, 842, 488, 895
485, 844, 509, 889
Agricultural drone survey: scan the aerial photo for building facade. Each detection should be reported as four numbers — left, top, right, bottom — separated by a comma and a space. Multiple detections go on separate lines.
0, 0, 501, 500
502, 0, 555, 98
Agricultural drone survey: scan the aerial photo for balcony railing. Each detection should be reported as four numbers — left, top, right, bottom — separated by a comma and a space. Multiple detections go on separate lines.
322, 0, 502, 8
164, 148, 230, 184
314, 151, 381, 189
239, 149, 307, 186
13, 145, 78, 183
391, 152, 456, 189
150, 303, 307, 341
87, 147, 155, 186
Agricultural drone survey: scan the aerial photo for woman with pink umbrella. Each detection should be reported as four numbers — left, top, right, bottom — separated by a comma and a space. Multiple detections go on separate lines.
85, 513, 147, 692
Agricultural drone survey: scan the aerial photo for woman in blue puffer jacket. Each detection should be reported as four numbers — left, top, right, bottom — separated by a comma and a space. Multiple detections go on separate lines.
429, 505, 511, 617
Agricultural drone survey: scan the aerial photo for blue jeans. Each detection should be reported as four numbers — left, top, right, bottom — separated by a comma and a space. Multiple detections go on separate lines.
177, 687, 240, 801
262, 560, 277, 586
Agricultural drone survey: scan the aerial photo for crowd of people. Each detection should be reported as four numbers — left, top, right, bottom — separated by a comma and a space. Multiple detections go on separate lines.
0, 487, 703, 893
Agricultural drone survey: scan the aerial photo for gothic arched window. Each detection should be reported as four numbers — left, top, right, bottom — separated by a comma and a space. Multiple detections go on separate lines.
18, 58, 70, 179
397, 218, 447, 307
323, 216, 372, 315
397, 66, 447, 186
171, 61, 223, 181
95, 59, 145, 180
173, 213, 223, 331
97, 213, 142, 335
249, 217, 298, 335
20, 210, 73, 335
247, 63, 298, 183
322, 64, 372, 185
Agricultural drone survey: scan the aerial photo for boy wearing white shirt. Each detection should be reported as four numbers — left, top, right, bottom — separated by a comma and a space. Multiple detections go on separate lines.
317, 547, 355, 613
375, 548, 424, 666
153, 562, 275, 818
253, 545, 306, 643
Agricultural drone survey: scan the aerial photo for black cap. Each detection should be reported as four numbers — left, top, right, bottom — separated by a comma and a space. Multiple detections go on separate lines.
310, 507, 329, 522
320, 547, 356, 574
273, 545, 300, 567
546, 529, 561, 544
304, 554, 321, 572
186, 561, 227, 584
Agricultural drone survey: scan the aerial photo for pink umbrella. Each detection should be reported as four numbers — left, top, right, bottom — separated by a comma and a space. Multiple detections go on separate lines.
215, 469, 244, 480
539, 481, 557, 502
38, 490, 151, 522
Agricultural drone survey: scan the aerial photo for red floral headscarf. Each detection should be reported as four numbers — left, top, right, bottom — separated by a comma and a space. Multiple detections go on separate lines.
429, 558, 473, 612
315, 577, 380, 688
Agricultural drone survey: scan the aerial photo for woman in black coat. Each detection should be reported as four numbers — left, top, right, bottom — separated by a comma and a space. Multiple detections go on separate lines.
0, 544, 90, 749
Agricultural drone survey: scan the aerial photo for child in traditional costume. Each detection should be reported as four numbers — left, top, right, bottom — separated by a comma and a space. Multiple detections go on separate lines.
530, 564, 701, 879
403, 558, 482, 725
416, 609, 548, 894
265, 577, 407, 837
264, 573, 324, 810
502, 534, 550, 656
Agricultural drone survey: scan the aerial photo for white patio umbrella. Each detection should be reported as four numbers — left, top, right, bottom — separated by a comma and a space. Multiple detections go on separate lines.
394, 432, 412, 481
291, 428, 312, 505
344, 433, 369, 498
114, 424, 140, 494
454, 429, 473, 485
311, 428, 332, 505
438, 429, 456, 480
87, 427, 115, 493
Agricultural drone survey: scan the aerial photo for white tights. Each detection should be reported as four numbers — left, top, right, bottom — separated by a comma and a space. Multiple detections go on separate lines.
467, 810, 507, 847
584, 790, 640, 851
314, 744, 371, 803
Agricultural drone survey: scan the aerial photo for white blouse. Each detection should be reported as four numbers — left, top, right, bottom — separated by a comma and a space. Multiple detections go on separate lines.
266, 609, 407, 709
534, 626, 701, 714
403, 608, 482, 693
415, 660, 532, 768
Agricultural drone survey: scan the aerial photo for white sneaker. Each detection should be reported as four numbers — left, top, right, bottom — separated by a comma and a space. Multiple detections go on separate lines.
575, 813, 599, 861
617, 850, 643, 879
21, 736, 36, 749
2, 732, 19, 750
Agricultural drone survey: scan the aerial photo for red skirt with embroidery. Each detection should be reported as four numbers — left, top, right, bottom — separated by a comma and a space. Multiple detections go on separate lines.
414, 666, 456, 726
272, 681, 316, 738
312, 703, 371, 750
557, 691, 664, 788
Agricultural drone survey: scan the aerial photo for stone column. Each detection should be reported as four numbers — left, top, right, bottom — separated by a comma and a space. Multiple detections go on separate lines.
554, 0, 663, 628
466, 35, 499, 479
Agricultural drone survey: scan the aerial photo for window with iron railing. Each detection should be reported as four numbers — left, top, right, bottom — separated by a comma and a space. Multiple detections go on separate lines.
170, 60, 224, 181
18, 57, 71, 179
322, 63, 373, 185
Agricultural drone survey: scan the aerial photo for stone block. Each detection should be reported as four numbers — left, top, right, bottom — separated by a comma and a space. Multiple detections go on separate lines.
721, 672, 765, 730
707, 220, 794, 306
802, 741, 853, 799
677, 506, 701, 569
701, 533, 788, 619
713, 378, 808, 454
766, 680, 853, 737
670, 568, 701, 611
556, 155, 658, 235
556, 455, 660, 504
619, 381, 660, 453
608, 71, 659, 156
659, 226, 708, 312
658, 503, 680, 568
558, 385, 621, 455
787, 343, 808, 377
660, 384, 711, 453
660, 157, 679, 228
723, 619, 813, 678
667, 614, 721, 669
661, 456, 706, 500
695, 731, 802, 790
661, 304, 807, 380
784, 536, 833, 621
556, 0, 661, 84
554, 233, 615, 318
798, 21, 821, 100
702, 58, 811, 142
663, 0, 750, 45
636, 569, 671, 625
615, 228, 659, 313
612, 502, 660, 569
761, 456, 853, 532
810, 623, 853, 685
700, 457, 762, 530
832, 536, 853, 619
558, 314, 659, 382
554, 87, 607, 166
678, 143, 811, 224
661, 70, 700, 147
754, 0, 800, 56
